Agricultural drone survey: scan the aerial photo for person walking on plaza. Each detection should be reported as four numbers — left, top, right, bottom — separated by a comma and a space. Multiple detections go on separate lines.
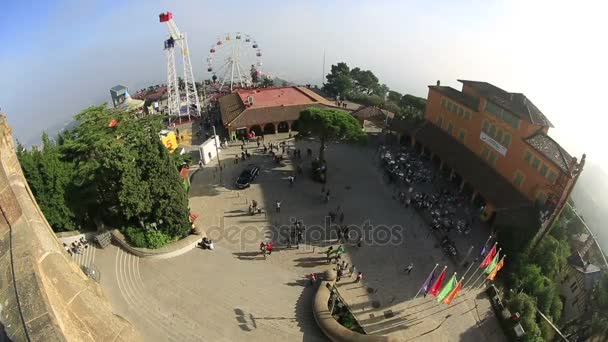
355, 272, 363, 283
266, 241, 274, 255
349, 265, 357, 278
325, 246, 334, 263
337, 268, 343, 282
275, 200, 281, 213
339, 212, 345, 224
405, 262, 414, 275
288, 175, 295, 187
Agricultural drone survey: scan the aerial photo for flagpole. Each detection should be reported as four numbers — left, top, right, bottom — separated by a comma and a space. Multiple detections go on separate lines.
464, 242, 496, 288
413, 263, 439, 299
470, 248, 501, 290
460, 245, 475, 267
461, 257, 478, 280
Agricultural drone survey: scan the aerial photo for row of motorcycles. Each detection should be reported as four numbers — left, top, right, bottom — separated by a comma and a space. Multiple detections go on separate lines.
440, 236, 457, 257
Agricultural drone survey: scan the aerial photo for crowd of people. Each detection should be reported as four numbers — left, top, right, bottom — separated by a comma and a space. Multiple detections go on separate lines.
63, 237, 89, 256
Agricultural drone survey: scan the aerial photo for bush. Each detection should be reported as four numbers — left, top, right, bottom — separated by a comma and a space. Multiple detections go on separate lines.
145, 229, 171, 249
123, 226, 172, 249
123, 226, 147, 248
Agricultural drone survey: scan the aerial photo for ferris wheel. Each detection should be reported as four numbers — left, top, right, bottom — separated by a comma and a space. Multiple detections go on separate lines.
206, 32, 263, 91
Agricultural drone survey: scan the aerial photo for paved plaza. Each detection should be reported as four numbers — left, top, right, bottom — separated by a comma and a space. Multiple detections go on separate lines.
88, 133, 505, 342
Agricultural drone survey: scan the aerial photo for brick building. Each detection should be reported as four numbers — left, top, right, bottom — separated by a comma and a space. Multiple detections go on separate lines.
218, 86, 338, 140
389, 80, 585, 236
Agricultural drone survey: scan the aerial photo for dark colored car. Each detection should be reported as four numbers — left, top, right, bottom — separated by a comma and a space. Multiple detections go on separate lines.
236, 165, 259, 189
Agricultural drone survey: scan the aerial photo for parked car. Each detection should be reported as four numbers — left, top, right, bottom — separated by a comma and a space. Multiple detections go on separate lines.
236, 165, 260, 189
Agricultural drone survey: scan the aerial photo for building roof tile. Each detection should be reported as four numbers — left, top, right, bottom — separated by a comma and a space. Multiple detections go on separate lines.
219, 93, 247, 126
525, 132, 574, 173
428, 86, 479, 110
351, 106, 395, 121
458, 80, 553, 127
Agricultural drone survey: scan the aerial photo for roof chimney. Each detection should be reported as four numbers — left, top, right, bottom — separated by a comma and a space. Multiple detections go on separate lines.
436, 80, 441, 86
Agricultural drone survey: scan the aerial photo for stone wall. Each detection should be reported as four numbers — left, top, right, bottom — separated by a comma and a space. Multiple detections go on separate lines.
0, 114, 140, 341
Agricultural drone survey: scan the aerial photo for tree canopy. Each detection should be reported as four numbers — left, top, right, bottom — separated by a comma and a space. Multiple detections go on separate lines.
17, 105, 191, 248
322, 62, 426, 119
298, 107, 366, 161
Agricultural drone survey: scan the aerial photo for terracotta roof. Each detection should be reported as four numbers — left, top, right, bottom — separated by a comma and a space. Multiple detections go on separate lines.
428, 86, 479, 110
229, 104, 331, 128
351, 106, 395, 121
458, 80, 553, 127
234, 86, 332, 109
415, 123, 530, 209
132, 86, 168, 101
219, 93, 246, 125
525, 132, 573, 173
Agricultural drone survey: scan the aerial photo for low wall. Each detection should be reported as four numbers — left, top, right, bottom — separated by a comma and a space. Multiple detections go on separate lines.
0, 114, 141, 341
312, 271, 397, 342
110, 229, 202, 259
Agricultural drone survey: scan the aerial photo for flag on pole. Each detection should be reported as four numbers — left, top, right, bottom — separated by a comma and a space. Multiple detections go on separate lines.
443, 277, 464, 305
484, 250, 500, 274
480, 244, 497, 268
429, 267, 447, 297
421, 269, 436, 295
487, 256, 506, 281
437, 273, 458, 302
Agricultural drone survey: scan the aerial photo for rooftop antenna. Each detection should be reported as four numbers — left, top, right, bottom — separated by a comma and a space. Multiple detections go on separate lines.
322, 49, 326, 88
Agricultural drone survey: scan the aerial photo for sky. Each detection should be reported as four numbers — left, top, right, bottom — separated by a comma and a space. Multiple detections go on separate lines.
1, 0, 608, 172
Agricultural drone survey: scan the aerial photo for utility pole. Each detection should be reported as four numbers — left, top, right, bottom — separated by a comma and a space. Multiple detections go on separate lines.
322, 49, 326, 87
213, 125, 222, 182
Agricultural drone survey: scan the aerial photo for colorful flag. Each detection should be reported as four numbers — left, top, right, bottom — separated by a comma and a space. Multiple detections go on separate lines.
429, 268, 447, 297
484, 250, 500, 274
443, 277, 464, 305
437, 273, 458, 302
421, 268, 436, 295
480, 244, 497, 268
487, 256, 506, 281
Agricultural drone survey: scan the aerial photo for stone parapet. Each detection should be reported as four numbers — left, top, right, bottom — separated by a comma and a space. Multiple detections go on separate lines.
312, 270, 397, 342
0, 114, 141, 341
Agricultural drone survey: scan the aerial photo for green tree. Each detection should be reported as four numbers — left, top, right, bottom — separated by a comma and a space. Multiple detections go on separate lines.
323, 62, 353, 98
387, 90, 403, 103
350, 67, 380, 95
261, 76, 274, 87
250, 65, 259, 84
298, 107, 366, 162
374, 83, 389, 98
17, 134, 77, 231
54, 105, 190, 246
508, 292, 543, 342
400, 94, 427, 112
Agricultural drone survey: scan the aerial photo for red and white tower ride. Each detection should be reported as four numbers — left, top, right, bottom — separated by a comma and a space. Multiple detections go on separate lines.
159, 12, 201, 122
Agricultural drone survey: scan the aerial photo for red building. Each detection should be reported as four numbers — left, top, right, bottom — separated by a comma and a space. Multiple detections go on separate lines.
390, 80, 584, 244
218, 86, 338, 139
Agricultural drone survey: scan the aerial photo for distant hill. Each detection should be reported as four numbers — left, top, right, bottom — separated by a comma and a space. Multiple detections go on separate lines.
571, 161, 608, 250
